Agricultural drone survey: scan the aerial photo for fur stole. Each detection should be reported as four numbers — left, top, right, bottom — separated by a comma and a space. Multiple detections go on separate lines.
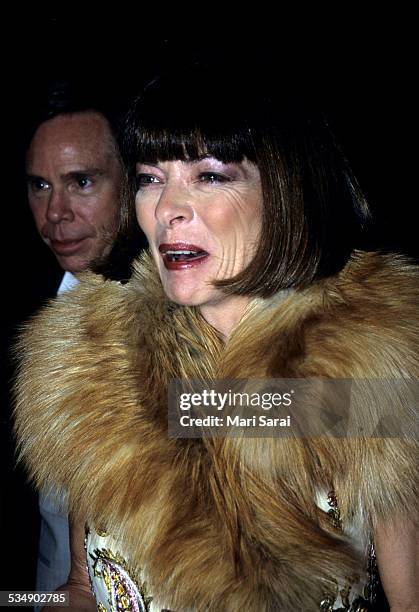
14, 250, 418, 610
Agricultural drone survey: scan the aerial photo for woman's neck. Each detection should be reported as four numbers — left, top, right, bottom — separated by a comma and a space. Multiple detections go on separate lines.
199, 295, 251, 341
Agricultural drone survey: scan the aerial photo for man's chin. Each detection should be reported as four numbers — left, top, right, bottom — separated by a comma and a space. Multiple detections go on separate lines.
55, 252, 91, 275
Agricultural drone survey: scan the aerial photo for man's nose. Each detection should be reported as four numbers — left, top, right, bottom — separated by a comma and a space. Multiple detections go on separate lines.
155, 182, 194, 228
46, 189, 74, 224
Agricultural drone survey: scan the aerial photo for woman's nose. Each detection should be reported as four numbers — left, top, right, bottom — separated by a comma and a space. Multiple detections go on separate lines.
155, 182, 194, 228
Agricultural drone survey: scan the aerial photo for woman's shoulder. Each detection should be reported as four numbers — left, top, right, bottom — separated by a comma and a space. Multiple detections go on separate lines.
302, 250, 419, 377
19, 252, 163, 348
12, 267, 154, 500
334, 249, 419, 304
16, 272, 127, 356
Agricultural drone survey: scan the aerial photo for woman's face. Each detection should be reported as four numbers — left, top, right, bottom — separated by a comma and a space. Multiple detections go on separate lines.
135, 156, 262, 324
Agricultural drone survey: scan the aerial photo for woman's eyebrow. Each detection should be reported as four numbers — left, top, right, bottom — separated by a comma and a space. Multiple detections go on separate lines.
136, 162, 161, 169
189, 156, 227, 165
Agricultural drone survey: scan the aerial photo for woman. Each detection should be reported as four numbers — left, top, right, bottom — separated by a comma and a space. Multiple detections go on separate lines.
15, 67, 418, 611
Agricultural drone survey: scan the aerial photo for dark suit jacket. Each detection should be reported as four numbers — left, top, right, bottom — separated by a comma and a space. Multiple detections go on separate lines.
0, 247, 63, 590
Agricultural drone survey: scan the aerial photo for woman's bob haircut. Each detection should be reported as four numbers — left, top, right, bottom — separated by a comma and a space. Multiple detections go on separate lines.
121, 64, 371, 296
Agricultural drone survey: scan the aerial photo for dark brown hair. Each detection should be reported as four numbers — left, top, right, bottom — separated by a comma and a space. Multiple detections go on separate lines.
121, 64, 370, 295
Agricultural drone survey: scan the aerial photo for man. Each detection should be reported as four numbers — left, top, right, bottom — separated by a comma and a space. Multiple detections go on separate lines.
24, 83, 125, 594
26, 109, 122, 277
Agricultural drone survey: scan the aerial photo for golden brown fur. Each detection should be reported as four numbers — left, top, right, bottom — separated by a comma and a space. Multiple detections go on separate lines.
14, 250, 418, 610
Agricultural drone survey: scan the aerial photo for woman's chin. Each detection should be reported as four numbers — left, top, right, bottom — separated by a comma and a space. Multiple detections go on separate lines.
163, 285, 215, 308
167, 294, 206, 307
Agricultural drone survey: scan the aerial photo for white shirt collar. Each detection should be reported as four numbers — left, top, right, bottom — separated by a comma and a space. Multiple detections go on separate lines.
57, 271, 79, 295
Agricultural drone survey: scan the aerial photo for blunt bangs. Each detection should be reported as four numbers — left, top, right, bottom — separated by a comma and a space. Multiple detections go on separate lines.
132, 125, 258, 167
121, 67, 264, 173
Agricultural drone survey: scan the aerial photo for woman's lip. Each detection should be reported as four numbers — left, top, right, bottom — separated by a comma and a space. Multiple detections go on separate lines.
159, 242, 207, 254
158, 242, 210, 271
162, 252, 209, 271
50, 238, 88, 255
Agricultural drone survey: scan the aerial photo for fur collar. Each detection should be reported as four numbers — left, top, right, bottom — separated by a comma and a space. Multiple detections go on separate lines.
14, 250, 418, 610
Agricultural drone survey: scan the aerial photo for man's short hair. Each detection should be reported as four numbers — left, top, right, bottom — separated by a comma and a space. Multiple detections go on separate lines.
23, 77, 126, 155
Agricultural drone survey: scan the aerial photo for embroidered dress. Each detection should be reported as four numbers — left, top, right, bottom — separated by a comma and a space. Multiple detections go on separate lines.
85, 489, 377, 611
86, 528, 165, 612
86, 529, 153, 611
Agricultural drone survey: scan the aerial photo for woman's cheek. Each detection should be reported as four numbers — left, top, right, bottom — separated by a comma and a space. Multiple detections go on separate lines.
135, 195, 153, 236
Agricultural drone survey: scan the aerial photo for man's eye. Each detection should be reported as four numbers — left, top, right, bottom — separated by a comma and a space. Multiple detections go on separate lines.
199, 172, 230, 184
75, 176, 93, 188
135, 174, 160, 190
29, 178, 50, 192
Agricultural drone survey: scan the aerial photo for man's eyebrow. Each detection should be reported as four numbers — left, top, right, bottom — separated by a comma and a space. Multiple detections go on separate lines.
25, 168, 105, 182
62, 168, 104, 180
25, 173, 45, 181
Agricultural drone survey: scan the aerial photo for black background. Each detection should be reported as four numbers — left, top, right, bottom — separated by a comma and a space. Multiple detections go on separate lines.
0, 12, 415, 596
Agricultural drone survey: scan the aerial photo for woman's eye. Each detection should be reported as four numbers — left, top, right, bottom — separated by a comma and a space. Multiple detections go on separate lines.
135, 174, 161, 190
199, 172, 230, 184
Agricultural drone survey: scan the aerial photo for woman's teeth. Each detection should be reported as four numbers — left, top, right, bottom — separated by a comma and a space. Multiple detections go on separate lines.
165, 250, 207, 262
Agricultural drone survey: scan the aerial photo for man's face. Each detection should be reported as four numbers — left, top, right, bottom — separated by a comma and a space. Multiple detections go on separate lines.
26, 111, 122, 273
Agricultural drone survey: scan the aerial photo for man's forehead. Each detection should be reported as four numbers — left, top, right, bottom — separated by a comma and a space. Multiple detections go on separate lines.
41, 109, 111, 132
30, 112, 115, 153
26, 112, 118, 172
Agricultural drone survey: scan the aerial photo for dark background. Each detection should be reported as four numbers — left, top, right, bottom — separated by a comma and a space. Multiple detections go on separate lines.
0, 12, 415, 597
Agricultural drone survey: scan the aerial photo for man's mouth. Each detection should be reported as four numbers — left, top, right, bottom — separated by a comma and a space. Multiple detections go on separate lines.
49, 238, 87, 255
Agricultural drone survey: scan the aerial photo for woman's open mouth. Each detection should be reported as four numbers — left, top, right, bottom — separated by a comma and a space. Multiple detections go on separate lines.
159, 243, 209, 270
